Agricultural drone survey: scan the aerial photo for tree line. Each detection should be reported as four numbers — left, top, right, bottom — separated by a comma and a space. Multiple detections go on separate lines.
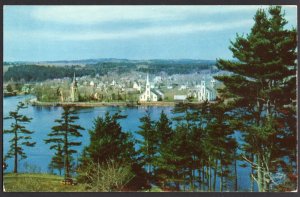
4, 62, 215, 82
3, 6, 297, 192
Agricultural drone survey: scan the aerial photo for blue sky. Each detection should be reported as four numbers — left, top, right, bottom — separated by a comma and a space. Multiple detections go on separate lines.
4, 5, 297, 61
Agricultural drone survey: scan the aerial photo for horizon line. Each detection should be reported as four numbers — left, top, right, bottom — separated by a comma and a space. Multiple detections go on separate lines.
4, 57, 221, 63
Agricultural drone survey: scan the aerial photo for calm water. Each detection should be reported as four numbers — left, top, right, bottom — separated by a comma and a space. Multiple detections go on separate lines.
3, 95, 257, 191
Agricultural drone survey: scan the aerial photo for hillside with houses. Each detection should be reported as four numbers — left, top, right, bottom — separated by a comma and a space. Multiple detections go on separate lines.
3, 59, 223, 105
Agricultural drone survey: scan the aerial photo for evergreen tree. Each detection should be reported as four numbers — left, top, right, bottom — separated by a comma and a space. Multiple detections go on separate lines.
4, 102, 36, 173
171, 104, 195, 191
44, 106, 84, 179
79, 111, 148, 190
49, 143, 64, 176
82, 111, 135, 164
207, 100, 238, 191
155, 111, 175, 188
215, 6, 296, 191
136, 110, 159, 180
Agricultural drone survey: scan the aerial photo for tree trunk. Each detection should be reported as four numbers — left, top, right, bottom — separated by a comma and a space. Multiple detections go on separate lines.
198, 168, 202, 190
257, 154, 264, 192
190, 169, 194, 191
209, 165, 212, 191
14, 126, 18, 173
64, 120, 70, 179
202, 165, 205, 191
220, 165, 223, 192
183, 171, 186, 191
205, 165, 209, 191
213, 159, 218, 191
250, 154, 254, 192
234, 157, 238, 191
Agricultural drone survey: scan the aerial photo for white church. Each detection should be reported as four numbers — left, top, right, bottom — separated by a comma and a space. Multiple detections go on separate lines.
198, 79, 217, 102
139, 74, 161, 102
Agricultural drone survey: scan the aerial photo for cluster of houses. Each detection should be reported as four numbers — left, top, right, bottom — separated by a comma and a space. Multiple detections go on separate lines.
138, 74, 217, 103
46, 72, 218, 103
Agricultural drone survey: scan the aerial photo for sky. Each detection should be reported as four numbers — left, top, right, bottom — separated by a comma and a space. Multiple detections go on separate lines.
3, 5, 297, 62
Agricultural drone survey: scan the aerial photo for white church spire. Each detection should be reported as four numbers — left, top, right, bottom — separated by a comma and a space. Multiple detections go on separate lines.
146, 73, 149, 86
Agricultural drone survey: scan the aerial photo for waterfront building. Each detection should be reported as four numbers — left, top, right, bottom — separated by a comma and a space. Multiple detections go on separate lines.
197, 80, 217, 102
70, 73, 79, 102
174, 95, 187, 103
139, 74, 159, 102
133, 81, 141, 92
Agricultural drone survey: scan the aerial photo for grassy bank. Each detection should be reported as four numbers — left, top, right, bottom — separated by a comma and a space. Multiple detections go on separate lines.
3, 173, 86, 192
3, 173, 165, 192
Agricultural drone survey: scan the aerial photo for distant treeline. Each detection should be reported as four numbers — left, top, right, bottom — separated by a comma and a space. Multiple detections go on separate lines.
4, 61, 216, 82
4, 65, 92, 82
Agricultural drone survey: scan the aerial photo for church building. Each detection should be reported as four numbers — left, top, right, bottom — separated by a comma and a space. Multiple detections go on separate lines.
139, 74, 159, 102
197, 79, 217, 102
70, 73, 79, 102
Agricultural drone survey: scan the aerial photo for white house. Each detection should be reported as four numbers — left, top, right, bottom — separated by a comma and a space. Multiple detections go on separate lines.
111, 80, 116, 86
90, 81, 95, 87
133, 81, 141, 92
139, 74, 159, 102
153, 76, 162, 83
174, 95, 187, 102
152, 89, 164, 100
179, 85, 187, 90
198, 80, 217, 102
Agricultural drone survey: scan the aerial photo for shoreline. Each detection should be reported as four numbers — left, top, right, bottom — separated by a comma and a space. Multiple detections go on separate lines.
30, 100, 177, 107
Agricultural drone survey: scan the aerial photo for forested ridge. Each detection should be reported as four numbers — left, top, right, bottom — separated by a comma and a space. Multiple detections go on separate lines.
3, 60, 216, 82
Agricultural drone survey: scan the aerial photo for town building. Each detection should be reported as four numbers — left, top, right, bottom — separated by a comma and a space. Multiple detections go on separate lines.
174, 95, 187, 103
139, 74, 161, 102
197, 80, 217, 102
133, 81, 141, 92
70, 73, 79, 102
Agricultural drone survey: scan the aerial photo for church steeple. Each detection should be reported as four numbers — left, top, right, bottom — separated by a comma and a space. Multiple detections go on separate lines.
72, 72, 77, 87
146, 73, 149, 86
71, 72, 78, 102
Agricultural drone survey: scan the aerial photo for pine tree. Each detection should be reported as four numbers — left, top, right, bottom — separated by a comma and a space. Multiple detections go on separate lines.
83, 111, 135, 164
207, 100, 238, 191
136, 110, 159, 181
44, 106, 84, 179
4, 102, 36, 173
49, 143, 64, 176
171, 104, 195, 191
155, 111, 174, 188
215, 6, 296, 191
79, 111, 148, 190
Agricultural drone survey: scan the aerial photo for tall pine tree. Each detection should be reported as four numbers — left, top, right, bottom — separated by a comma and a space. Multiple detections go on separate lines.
45, 106, 84, 179
155, 111, 175, 188
215, 6, 296, 191
4, 102, 36, 173
137, 110, 159, 182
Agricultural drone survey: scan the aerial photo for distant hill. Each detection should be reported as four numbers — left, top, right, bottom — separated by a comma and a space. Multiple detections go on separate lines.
3, 58, 217, 82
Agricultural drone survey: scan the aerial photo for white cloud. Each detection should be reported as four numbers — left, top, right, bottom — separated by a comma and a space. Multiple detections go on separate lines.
31, 5, 262, 25
5, 19, 253, 41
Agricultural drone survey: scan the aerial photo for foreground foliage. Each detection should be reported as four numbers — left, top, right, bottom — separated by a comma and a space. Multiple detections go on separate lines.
77, 160, 135, 192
